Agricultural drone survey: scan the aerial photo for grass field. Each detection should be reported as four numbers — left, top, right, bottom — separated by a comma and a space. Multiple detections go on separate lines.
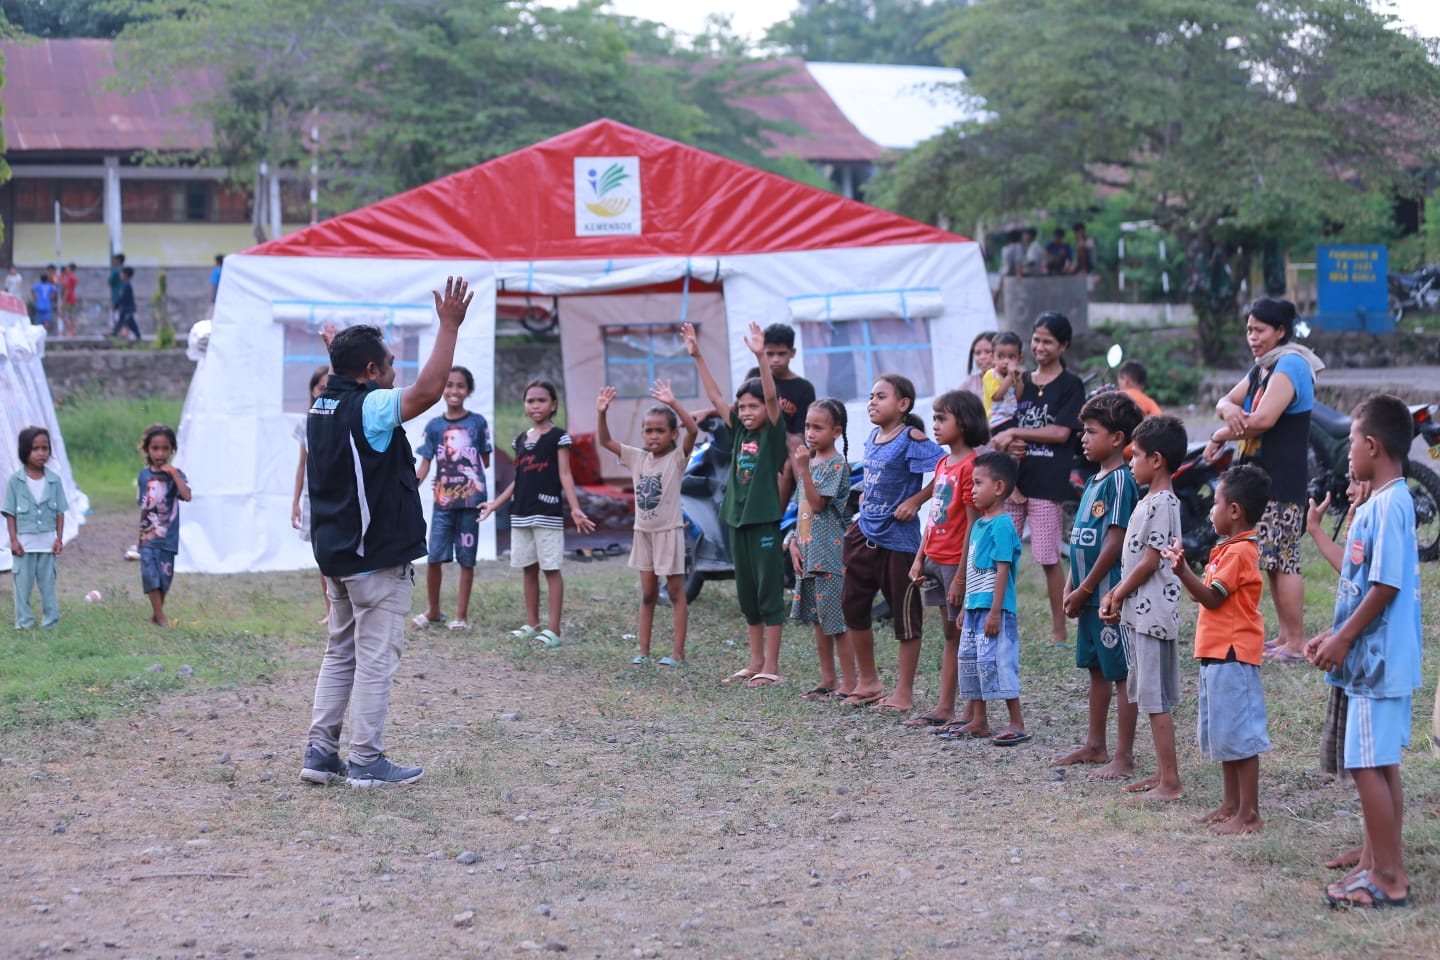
3, 396, 1437, 954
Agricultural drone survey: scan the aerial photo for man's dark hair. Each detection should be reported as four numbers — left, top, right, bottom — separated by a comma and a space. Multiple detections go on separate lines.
1220, 463, 1271, 527
974, 450, 1017, 496
762, 322, 795, 350
121, 266, 134, 279
1072, 222, 1087, 233
329, 325, 388, 379
1131, 415, 1187, 473
112, 253, 125, 265
1079, 391, 1143, 443
1117, 360, 1148, 387
1352, 393, 1412, 461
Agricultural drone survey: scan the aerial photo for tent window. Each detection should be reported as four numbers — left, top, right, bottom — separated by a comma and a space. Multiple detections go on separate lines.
797, 316, 934, 403
280, 325, 419, 414
602, 323, 699, 399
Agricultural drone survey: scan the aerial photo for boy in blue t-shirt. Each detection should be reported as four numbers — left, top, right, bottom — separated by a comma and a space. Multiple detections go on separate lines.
1306, 395, 1423, 910
414, 365, 491, 631
1056, 392, 1143, 778
31, 272, 58, 328
954, 451, 1028, 745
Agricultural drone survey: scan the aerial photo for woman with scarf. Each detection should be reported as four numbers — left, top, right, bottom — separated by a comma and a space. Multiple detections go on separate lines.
1204, 297, 1324, 662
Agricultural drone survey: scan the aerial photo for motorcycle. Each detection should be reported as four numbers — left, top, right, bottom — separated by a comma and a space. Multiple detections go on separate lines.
1307, 399, 1440, 561
1387, 265, 1440, 322
665, 413, 864, 603
1175, 400, 1440, 568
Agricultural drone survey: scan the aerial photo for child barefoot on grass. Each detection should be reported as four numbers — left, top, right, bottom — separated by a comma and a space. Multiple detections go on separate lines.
597, 380, 698, 666
1162, 464, 1272, 835
1054, 392, 1142, 778
789, 398, 855, 700
1101, 415, 1187, 800
1307, 395, 1422, 910
951, 451, 1026, 744
686, 321, 789, 687
906, 390, 986, 729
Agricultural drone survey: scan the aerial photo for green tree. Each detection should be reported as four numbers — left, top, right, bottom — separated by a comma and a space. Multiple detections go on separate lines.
112, 0, 826, 227
872, 0, 1440, 362
763, 0, 968, 66
1, 0, 137, 38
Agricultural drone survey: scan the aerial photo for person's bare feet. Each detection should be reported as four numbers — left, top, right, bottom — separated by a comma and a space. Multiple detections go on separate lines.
1210, 813, 1262, 835
1052, 745, 1108, 766
1049, 629, 1068, 645
1090, 757, 1137, 780
151, 615, 170, 627
1323, 846, 1363, 870
1123, 774, 1159, 793
1193, 805, 1235, 824
1142, 783, 1185, 802
902, 712, 953, 727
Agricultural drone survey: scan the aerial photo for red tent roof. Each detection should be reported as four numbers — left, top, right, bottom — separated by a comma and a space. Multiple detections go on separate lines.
252, 120, 964, 261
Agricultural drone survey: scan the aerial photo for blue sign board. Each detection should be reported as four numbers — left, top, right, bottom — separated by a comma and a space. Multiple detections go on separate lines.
1316, 244, 1388, 316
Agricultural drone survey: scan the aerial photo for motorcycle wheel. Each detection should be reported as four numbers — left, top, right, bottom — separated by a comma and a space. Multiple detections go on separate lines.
682, 535, 705, 602
1406, 460, 1440, 561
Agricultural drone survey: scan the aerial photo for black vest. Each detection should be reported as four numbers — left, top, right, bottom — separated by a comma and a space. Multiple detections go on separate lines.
307, 378, 426, 576
1239, 363, 1311, 505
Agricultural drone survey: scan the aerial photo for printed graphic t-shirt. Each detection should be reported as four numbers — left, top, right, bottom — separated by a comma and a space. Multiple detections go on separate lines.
1069, 465, 1138, 607
793, 452, 851, 576
1118, 489, 1183, 640
925, 452, 976, 565
721, 410, 787, 528
511, 426, 572, 528
857, 427, 946, 553
417, 411, 492, 510
138, 465, 187, 553
616, 443, 687, 532
1014, 369, 1084, 502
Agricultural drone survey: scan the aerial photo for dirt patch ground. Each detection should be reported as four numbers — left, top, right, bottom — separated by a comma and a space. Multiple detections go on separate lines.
2, 508, 1435, 959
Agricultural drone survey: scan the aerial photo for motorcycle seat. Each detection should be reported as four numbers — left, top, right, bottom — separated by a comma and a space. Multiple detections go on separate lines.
1311, 401, 1351, 439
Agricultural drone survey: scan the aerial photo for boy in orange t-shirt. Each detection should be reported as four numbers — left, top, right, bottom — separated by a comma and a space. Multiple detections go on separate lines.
1163, 463, 1271, 835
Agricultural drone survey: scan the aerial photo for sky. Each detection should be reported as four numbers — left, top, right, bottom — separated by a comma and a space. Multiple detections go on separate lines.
561, 0, 1440, 45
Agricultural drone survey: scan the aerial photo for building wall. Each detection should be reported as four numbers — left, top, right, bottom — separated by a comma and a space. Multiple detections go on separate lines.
11, 222, 307, 268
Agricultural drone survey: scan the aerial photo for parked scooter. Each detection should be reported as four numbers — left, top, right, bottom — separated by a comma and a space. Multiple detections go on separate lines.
1387, 265, 1440, 322
665, 414, 863, 603
1307, 399, 1440, 561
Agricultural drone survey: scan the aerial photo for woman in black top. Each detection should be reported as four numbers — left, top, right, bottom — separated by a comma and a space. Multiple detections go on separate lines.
991, 313, 1085, 646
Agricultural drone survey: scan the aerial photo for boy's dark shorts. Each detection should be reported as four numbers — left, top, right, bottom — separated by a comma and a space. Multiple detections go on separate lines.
427, 507, 479, 567
140, 543, 176, 596
1075, 607, 1127, 681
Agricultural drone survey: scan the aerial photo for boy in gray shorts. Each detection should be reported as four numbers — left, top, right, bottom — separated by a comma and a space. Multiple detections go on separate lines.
1102, 416, 1187, 801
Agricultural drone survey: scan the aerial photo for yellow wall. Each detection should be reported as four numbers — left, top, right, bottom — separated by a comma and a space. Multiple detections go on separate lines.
13, 222, 308, 268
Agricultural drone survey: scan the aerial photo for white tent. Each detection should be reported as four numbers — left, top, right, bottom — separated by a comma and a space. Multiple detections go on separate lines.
178, 120, 995, 574
0, 293, 88, 573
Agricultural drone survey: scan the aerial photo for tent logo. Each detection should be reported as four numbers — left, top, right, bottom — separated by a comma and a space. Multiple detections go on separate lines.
575, 156, 641, 236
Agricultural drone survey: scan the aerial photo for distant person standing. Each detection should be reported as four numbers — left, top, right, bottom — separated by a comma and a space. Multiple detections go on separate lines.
31, 271, 58, 329
4, 265, 23, 299
59, 263, 79, 337
300, 276, 473, 788
1044, 227, 1074, 276
210, 254, 224, 306
1071, 222, 1097, 275
111, 267, 141, 341
107, 253, 125, 327
1022, 228, 1045, 276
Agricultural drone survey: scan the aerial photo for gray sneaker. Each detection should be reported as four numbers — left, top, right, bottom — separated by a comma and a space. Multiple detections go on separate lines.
299, 746, 348, 785
346, 755, 424, 788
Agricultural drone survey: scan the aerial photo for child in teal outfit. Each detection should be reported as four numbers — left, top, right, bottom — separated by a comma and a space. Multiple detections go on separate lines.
4, 426, 68, 628
1055, 392, 1143, 778
684, 320, 788, 688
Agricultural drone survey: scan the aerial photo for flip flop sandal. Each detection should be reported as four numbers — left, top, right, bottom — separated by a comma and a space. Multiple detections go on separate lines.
532, 629, 563, 649
800, 686, 835, 701
721, 669, 758, 685
447, 620, 470, 631
412, 614, 441, 629
842, 692, 884, 707
631, 655, 652, 665
508, 624, 538, 640
990, 730, 1033, 746
745, 673, 783, 688
1326, 871, 1410, 909
1263, 647, 1307, 664
903, 715, 949, 727
657, 656, 680, 667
